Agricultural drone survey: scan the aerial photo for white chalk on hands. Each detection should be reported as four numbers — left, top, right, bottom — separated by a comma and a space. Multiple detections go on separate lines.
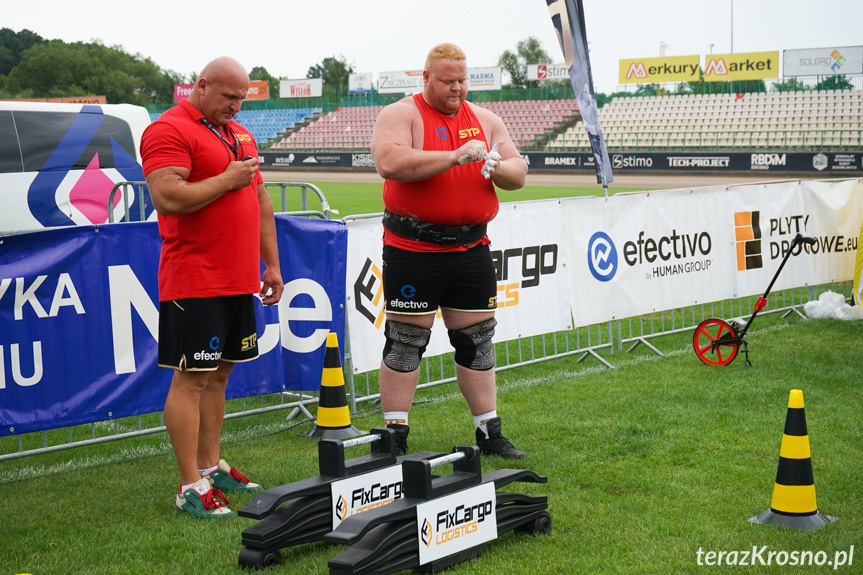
481, 141, 502, 179
457, 141, 487, 165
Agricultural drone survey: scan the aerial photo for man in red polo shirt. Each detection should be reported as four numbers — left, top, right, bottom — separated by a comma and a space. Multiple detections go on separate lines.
141, 56, 283, 519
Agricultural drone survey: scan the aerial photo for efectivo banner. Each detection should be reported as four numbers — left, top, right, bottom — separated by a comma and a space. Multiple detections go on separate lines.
567, 180, 862, 326
618, 55, 701, 84
704, 51, 780, 82
0, 216, 347, 436
344, 201, 574, 374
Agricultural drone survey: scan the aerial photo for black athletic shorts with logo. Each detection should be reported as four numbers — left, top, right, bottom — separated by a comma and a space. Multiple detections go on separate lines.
158, 294, 259, 371
382, 244, 497, 314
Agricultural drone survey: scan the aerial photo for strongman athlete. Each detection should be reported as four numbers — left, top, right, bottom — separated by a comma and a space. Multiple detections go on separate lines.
370, 43, 529, 459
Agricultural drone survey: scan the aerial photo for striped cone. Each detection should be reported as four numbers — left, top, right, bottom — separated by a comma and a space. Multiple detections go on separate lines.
302, 332, 364, 439
748, 389, 836, 530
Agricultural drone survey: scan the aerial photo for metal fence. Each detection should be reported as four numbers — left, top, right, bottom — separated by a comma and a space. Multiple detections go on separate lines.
1, 187, 853, 461
343, 282, 852, 409
1, 278, 850, 461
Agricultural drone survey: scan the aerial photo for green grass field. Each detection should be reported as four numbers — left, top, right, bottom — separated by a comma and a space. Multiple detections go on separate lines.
1, 312, 859, 574
1, 180, 859, 574
264, 180, 645, 218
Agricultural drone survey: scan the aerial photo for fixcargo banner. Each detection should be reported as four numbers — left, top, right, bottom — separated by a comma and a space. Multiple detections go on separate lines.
618, 55, 700, 84
704, 51, 780, 82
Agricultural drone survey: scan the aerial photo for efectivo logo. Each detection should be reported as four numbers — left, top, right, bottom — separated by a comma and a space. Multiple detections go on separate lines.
587, 231, 618, 282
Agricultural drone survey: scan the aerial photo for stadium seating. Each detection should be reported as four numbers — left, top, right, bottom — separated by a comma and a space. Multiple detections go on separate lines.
204, 89, 861, 153
272, 99, 580, 151
548, 89, 863, 151
273, 106, 381, 151
148, 108, 322, 147
233, 108, 321, 146
474, 99, 579, 149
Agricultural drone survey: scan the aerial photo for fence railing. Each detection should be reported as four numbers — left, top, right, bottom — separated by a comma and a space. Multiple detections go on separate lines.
1, 277, 849, 462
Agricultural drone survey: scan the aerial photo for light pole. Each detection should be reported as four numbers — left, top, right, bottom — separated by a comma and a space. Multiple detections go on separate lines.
730, 0, 734, 53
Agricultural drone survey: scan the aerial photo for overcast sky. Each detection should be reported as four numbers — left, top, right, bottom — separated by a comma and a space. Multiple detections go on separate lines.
5, 0, 862, 94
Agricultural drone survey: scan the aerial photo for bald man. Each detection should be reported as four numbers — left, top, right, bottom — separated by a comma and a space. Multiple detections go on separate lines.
141, 56, 283, 519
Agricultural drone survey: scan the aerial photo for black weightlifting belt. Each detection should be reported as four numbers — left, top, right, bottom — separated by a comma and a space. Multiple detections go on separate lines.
382, 210, 487, 247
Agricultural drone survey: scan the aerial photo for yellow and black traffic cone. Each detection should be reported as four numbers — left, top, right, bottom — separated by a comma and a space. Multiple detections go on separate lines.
748, 389, 836, 530
302, 332, 364, 440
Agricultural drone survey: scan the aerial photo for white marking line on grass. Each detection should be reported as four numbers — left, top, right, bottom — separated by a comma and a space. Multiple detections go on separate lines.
0, 421, 291, 484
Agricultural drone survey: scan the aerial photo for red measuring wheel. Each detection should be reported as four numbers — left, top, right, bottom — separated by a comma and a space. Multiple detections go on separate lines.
693, 318, 741, 366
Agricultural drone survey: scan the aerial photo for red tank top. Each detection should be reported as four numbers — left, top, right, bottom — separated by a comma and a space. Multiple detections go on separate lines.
382, 93, 498, 252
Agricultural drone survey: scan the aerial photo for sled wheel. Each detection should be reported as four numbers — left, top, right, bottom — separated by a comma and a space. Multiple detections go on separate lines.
238, 546, 282, 570
516, 511, 552, 535
693, 318, 739, 366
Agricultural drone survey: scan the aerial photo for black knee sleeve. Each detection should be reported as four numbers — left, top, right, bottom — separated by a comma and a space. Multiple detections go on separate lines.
382, 320, 431, 373
448, 317, 497, 371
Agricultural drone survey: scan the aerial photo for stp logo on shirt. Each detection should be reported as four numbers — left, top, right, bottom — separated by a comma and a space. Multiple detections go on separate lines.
538, 65, 548, 79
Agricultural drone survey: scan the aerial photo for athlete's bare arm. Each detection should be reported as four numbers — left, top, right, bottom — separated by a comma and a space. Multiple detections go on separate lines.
371, 98, 495, 182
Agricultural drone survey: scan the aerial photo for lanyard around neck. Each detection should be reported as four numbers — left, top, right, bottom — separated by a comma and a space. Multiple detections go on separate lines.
198, 117, 242, 160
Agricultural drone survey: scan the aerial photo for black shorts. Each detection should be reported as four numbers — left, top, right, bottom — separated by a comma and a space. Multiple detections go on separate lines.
158, 294, 259, 371
382, 244, 497, 315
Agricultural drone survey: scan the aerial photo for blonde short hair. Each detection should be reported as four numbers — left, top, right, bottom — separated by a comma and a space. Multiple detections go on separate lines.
425, 43, 467, 70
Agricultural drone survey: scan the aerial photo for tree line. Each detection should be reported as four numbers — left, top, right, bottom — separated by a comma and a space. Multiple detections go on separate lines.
5, 28, 839, 107
0, 29, 563, 106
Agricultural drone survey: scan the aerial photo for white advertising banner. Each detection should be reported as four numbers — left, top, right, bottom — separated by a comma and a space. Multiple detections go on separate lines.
468, 67, 502, 91
279, 78, 323, 99
330, 465, 404, 530
526, 63, 569, 81
564, 181, 862, 326
783, 46, 863, 77
345, 200, 573, 374
730, 179, 863, 297
349, 72, 374, 94
377, 70, 424, 94
565, 188, 736, 326
416, 483, 497, 565
345, 181, 861, 370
